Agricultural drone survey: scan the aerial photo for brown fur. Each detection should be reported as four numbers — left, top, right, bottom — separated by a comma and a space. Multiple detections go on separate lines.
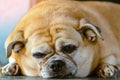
2, 0, 120, 78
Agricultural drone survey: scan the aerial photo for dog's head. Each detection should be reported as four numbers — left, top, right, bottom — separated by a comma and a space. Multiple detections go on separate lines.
5, 1, 103, 78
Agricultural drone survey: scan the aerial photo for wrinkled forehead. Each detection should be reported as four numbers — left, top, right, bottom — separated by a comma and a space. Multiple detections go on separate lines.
28, 25, 81, 46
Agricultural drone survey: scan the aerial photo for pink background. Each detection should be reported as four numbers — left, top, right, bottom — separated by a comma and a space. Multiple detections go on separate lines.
0, 0, 40, 65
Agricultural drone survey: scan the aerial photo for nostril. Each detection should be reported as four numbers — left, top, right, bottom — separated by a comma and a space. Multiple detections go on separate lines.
50, 60, 66, 72
50, 64, 56, 72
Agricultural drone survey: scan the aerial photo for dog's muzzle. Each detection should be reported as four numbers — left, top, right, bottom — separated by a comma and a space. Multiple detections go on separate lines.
40, 55, 77, 78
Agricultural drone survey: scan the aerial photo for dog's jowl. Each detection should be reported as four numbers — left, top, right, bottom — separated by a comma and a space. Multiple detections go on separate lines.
1, 0, 120, 79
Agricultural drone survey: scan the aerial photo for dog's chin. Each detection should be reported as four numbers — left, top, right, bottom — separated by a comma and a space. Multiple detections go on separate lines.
41, 72, 72, 79
41, 70, 73, 78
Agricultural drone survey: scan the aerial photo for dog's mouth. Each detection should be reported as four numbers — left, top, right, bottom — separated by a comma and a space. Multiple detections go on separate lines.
41, 70, 73, 78
48, 73, 73, 79
40, 64, 77, 78
41, 66, 70, 78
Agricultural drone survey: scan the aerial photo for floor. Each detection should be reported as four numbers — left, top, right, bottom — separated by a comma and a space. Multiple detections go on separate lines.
0, 75, 119, 80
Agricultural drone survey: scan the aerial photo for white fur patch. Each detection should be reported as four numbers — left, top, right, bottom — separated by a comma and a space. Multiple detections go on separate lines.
9, 57, 16, 63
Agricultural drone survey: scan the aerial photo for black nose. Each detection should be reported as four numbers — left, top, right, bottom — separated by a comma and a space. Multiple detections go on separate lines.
50, 60, 66, 72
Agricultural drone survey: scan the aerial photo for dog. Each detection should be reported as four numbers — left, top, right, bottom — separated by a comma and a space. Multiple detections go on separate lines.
0, 0, 120, 78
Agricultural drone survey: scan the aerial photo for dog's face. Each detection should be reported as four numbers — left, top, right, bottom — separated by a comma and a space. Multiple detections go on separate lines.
5, 2, 104, 77
25, 25, 81, 78
6, 18, 103, 78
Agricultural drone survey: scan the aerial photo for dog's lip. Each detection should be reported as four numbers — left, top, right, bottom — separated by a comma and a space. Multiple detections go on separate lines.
46, 72, 73, 79
41, 69, 73, 78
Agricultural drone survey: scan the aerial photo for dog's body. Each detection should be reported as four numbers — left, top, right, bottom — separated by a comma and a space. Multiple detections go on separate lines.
1, 0, 120, 78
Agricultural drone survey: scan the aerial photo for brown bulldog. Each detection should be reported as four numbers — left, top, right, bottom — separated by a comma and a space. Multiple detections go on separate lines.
1, 0, 120, 78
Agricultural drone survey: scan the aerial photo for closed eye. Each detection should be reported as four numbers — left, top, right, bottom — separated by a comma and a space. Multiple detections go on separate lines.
32, 52, 47, 58
61, 44, 77, 54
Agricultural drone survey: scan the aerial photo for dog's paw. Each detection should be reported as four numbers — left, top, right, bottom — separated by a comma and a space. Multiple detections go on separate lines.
1, 63, 19, 76
96, 64, 120, 78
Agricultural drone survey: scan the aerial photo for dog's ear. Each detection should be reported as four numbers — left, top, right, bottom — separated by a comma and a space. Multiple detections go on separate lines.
79, 18, 104, 42
6, 31, 25, 58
